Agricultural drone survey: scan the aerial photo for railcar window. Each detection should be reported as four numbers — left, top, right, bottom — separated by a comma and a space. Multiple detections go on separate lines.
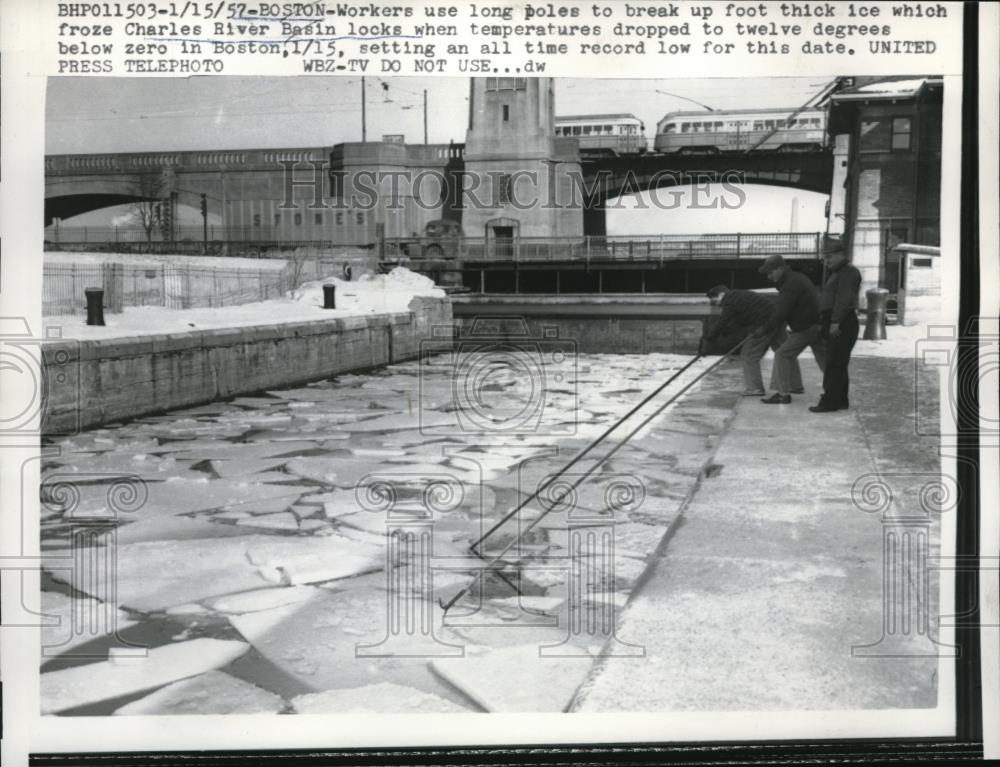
664, 123, 676, 133
753, 121, 764, 130
604, 125, 613, 133
891, 117, 912, 150
681, 122, 690, 133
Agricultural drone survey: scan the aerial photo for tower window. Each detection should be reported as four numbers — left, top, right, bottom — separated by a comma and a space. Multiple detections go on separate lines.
502, 104, 509, 122
498, 174, 512, 205
486, 77, 526, 91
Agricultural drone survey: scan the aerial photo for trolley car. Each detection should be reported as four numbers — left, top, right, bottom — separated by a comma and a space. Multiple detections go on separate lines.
653, 107, 827, 154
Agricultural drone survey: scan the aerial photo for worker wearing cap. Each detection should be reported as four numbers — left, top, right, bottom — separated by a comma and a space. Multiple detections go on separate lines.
756, 254, 825, 404
701, 284, 785, 396
810, 236, 862, 412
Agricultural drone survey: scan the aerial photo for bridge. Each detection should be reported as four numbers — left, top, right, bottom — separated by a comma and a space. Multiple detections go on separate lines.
43, 76, 941, 302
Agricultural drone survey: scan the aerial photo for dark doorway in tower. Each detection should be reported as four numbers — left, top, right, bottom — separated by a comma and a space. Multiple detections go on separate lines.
486, 217, 518, 260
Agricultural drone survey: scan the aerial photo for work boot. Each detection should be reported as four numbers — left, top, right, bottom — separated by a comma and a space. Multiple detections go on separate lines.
808, 400, 841, 413
761, 393, 791, 404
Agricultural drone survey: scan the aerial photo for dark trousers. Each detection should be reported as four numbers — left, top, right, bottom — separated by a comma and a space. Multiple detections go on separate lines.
821, 312, 859, 407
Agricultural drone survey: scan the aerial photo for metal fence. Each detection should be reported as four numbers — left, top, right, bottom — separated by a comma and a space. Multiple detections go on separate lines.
381, 232, 823, 264
42, 262, 296, 316
44, 225, 373, 251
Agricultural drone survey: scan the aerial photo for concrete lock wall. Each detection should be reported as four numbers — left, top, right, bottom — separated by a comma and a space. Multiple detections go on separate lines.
451, 295, 712, 355
41, 296, 451, 434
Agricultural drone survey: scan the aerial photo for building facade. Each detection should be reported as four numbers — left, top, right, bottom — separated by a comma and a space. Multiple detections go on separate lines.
827, 77, 943, 299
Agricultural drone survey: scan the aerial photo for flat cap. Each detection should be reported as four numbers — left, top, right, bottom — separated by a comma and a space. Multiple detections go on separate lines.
822, 235, 846, 254
758, 254, 787, 274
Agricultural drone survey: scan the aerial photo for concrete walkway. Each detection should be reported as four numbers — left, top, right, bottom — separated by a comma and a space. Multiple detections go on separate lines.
573, 355, 944, 712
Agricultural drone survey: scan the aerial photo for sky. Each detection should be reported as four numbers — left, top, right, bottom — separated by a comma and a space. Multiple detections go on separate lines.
45, 76, 831, 233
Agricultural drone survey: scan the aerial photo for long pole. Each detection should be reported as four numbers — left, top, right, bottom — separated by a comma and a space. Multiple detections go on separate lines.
361, 77, 367, 142
423, 89, 428, 144
441, 346, 743, 613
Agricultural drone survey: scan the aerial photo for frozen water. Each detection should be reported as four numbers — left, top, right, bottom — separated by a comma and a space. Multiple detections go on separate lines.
244, 533, 384, 586
43, 536, 298, 611
114, 515, 256, 545
41, 351, 716, 713
229, 585, 465, 699
41, 638, 249, 714
203, 585, 322, 614
40, 590, 138, 659
236, 512, 301, 531
113, 670, 285, 715
165, 441, 319, 461
210, 459, 287, 478
430, 645, 593, 712
292, 682, 472, 714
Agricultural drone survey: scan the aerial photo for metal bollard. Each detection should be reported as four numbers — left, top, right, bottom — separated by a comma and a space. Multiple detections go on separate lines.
322, 283, 336, 309
84, 288, 105, 326
864, 288, 889, 340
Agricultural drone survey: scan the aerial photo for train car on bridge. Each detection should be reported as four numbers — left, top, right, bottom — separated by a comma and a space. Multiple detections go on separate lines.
654, 107, 827, 154
555, 114, 648, 156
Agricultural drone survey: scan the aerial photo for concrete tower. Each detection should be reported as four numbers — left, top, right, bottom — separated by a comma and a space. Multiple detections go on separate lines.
462, 77, 583, 242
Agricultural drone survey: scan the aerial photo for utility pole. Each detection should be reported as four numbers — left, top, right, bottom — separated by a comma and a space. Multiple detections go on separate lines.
361, 76, 367, 142
423, 89, 428, 144
200, 193, 208, 253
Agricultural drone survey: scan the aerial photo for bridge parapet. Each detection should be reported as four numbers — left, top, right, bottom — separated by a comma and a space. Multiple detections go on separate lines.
45, 146, 331, 175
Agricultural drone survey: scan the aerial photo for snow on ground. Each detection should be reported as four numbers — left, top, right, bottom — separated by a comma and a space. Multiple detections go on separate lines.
853, 321, 938, 359
44, 267, 445, 341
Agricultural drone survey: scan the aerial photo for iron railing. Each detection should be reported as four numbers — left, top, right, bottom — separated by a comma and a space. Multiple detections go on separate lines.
42, 262, 295, 316
382, 232, 823, 264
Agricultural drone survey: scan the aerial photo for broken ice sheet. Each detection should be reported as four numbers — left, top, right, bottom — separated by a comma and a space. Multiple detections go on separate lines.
162, 440, 319, 461
209, 459, 287, 478
430, 645, 594, 712
286, 456, 468, 488
42, 536, 286, 612
40, 590, 138, 660
203, 585, 322, 614
113, 670, 285, 715
292, 682, 473, 714
114, 515, 257, 545
41, 638, 249, 714
244, 533, 384, 586
236, 512, 301, 532
228, 585, 466, 701
44, 451, 205, 482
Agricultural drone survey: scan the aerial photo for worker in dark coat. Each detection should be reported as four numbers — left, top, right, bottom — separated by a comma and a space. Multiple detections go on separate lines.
757, 255, 826, 404
810, 236, 862, 412
700, 285, 784, 396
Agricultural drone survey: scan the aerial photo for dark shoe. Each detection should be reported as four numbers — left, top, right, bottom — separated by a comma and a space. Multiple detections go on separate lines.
761, 393, 791, 405
809, 401, 840, 413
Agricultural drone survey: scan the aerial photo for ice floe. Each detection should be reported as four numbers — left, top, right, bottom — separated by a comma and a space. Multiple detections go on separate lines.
40, 590, 138, 660
113, 670, 285, 715
41, 638, 249, 714
292, 682, 472, 714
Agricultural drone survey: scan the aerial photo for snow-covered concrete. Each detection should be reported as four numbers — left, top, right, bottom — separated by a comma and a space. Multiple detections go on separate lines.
40, 268, 451, 432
